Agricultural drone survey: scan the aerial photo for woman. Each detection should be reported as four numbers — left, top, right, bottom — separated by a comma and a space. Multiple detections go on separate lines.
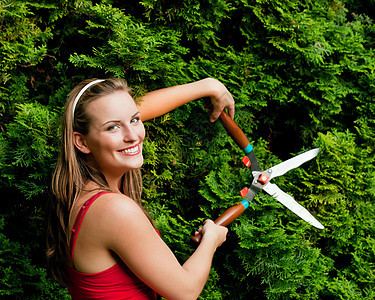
47, 77, 234, 299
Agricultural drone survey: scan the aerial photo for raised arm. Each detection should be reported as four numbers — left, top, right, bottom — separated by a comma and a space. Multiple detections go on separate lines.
138, 78, 235, 122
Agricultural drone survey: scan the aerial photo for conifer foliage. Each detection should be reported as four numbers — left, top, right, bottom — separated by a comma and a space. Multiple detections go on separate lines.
0, 0, 374, 298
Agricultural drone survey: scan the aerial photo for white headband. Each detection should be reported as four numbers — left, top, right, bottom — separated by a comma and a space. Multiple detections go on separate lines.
72, 79, 105, 121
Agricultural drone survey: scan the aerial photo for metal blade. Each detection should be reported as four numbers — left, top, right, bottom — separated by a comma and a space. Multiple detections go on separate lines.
268, 148, 320, 180
263, 182, 324, 229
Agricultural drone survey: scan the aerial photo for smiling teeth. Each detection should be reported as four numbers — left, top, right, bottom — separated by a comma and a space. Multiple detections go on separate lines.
121, 146, 138, 153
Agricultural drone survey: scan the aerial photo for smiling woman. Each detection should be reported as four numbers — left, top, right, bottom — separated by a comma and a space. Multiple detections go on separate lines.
73, 90, 145, 181
47, 77, 234, 300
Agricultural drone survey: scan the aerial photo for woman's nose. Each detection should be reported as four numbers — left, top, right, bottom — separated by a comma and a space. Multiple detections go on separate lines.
122, 126, 139, 141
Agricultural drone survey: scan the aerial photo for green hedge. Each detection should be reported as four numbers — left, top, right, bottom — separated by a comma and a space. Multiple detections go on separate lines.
0, 0, 374, 298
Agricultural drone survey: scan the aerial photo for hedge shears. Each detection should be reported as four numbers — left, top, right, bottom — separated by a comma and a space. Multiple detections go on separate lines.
192, 111, 324, 243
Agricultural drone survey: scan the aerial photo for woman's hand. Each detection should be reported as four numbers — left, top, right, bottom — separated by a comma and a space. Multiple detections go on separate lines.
204, 78, 235, 123
196, 219, 228, 248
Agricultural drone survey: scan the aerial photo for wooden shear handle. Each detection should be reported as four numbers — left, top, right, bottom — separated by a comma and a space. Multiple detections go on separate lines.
191, 202, 247, 244
191, 110, 251, 244
219, 111, 251, 151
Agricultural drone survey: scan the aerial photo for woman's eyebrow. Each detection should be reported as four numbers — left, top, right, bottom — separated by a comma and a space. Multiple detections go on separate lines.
101, 120, 120, 127
132, 111, 140, 117
101, 111, 140, 127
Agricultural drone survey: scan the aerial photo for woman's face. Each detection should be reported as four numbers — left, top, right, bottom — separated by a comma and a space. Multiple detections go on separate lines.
78, 90, 145, 177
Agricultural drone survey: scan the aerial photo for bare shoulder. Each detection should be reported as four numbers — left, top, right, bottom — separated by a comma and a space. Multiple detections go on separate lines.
86, 192, 154, 246
92, 192, 142, 212
89, 192, 148, 224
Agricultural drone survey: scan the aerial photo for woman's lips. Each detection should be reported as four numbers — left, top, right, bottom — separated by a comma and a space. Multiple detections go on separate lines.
118, 144, 141, 156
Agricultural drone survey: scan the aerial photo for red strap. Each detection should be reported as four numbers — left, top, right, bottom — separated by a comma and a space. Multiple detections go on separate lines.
69, 191, 111, 267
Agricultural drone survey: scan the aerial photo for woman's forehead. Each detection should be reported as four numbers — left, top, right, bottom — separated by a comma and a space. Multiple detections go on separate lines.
86, 91, 137, 120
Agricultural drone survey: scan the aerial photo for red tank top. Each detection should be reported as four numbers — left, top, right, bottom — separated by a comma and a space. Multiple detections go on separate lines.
67, 191, 157, 299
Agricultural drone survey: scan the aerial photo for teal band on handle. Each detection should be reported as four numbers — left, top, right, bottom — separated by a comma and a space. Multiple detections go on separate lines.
243, 143, 253, 154
240, 199, 249, 210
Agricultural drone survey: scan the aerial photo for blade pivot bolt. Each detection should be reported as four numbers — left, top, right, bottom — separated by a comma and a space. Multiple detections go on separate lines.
239, 187, 249, 197
258, 173, 270, 185
242, 156, 251, 168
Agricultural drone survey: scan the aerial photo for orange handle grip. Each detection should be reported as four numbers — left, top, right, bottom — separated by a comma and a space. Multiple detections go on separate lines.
191, 202, 247, 244
219, 111, 251, 150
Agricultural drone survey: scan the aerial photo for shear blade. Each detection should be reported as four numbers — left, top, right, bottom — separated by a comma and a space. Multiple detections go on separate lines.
268, 148, 320, 180
263, 182, 324, 229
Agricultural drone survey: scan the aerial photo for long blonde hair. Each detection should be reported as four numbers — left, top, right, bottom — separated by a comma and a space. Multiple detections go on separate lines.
47, 78, 145, 285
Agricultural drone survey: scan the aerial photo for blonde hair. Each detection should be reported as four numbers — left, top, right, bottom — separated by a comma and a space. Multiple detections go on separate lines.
47, 78, 146, 285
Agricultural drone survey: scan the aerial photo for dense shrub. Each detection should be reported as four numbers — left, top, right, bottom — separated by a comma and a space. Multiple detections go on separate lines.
0, 0, 374, 298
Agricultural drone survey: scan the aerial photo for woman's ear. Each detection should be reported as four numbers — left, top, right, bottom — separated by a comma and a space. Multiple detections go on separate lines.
73, 132, 91, 154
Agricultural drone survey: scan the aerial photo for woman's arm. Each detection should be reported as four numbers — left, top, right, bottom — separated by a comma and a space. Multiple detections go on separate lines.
138, 78, 235, 122
97, 194, 228, 300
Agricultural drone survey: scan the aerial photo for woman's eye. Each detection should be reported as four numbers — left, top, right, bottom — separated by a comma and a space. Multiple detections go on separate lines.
131, 117, 140, 124
108, 124, 120, 131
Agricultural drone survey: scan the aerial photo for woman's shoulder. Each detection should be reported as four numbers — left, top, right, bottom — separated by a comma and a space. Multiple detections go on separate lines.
87, 192, 155, 250
90, 191, 144, 218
